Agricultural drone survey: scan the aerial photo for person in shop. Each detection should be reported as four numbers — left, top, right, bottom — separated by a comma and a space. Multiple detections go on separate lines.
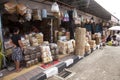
106, 34, 112, 43
10, 28, 24, 72
112, 33, 118, 46
115, 31, 120, 46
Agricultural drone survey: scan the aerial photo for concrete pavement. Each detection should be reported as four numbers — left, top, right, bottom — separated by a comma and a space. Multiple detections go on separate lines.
68, 46, 120, 80
48, 46, 120, 80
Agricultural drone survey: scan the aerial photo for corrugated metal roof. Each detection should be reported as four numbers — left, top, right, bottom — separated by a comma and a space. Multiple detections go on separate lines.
59, 0, 111, 20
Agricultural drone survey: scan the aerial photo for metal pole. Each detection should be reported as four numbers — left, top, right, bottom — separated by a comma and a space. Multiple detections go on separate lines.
50, 19, 53, 43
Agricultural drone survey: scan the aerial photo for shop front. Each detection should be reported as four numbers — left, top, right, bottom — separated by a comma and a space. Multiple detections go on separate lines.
0, 0, 111, 79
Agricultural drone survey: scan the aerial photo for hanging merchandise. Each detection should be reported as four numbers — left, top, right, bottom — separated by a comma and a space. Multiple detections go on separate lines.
51, 2, 60, 13
4, 2, 16, 14
73, 8, 78, 19
32, 9, 42, 21
25, 9, 32, 21
60, 12, 64, 20
63, 11, 69, 22
17, 3, 27, 16
41, 9, 47, 18
74, 17, 81, 25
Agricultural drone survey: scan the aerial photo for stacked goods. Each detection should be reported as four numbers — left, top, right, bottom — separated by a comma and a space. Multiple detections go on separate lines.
56, 29, 70, 41
85, 42, 91, 53
95, 36, 101, 45
21, 39, 30, 48
4, 2, 16, 14
16, 3, 27, 15
40, 46, 53, 64
4, 40, 13, 49
95, 33, 101, 45
88, 40, 96, 49
32, 9, 42, 21
35, 33, 44, 44
29, 33, 44, 46
57, 40, 68, 54
67, 40, 74, 54
49, 43, 59, 60
75, 28, 86, 56
42, 41, 49, 46
23, 46, 40, 67
30, 37, 39, 46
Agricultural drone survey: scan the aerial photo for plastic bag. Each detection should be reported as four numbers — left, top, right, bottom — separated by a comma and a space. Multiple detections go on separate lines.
51, 2, 60, 12
63, 11, 69, 22
25, 9, 32, 21
73, 8, 78, 19
41, 9, 47, 18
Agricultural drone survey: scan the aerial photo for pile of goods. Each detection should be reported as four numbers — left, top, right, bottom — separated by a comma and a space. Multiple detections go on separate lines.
49, 43, 59, 60
57, 40, 68, 54
40, 46, 53, 64
75, 27, 86, 56
88, 40, 96, 49
21, 33, 44, 47
23, 46, 40, 67
57, 40, 75, 54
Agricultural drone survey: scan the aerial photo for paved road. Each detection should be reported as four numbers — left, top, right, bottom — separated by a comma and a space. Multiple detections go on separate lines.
68, 46, 120, 80
49, 46, 120, 80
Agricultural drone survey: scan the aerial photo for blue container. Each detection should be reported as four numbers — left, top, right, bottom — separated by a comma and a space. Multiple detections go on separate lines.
41, 9, 47, 18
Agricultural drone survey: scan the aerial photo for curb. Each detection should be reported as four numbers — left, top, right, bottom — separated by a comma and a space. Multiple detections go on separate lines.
31, 55, 83, 80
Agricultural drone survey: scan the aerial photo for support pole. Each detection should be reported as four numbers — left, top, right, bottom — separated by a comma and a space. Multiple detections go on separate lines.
0, 13, 4, 53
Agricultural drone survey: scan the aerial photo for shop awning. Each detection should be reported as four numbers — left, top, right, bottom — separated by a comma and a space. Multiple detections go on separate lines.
58, 0, 111, 20
0, 0, 112, 20
108, 26, 120, 31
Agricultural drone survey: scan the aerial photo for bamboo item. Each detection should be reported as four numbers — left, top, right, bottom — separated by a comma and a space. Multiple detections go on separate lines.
85, 42, 91, 53
67, 40, 74, 54
16, 3, 27, 15
57, 40, 68, 54
32, 9, 42, 20
40, 46, 53, 63
4, 2, 16, 14
75, 27, 86, 56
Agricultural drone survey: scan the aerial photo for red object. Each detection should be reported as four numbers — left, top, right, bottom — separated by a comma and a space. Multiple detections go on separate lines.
40, 60, 59, 69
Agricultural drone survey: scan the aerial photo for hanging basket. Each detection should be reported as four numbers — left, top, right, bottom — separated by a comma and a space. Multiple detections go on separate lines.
73, 8, 78, 19
4, 2, 17, 14
16, 3, 27, 15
